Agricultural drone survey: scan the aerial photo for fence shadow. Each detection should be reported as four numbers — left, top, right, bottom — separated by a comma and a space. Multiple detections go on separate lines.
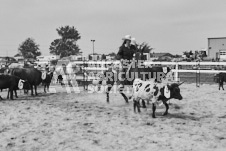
164, 113, 201, 121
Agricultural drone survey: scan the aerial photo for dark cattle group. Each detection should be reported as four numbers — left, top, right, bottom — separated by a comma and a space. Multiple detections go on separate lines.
0, 74, 30, 100
10, 68, 43, 96
0, 67, 54, 100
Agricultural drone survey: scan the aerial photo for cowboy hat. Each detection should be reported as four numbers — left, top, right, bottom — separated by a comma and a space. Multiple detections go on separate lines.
122, 35, 132, 41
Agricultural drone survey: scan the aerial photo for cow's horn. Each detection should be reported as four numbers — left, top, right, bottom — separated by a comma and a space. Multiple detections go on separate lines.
178, 81, 185, 86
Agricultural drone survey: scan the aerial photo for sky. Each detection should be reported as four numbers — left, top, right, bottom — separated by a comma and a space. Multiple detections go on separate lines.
1, 0, 226, 57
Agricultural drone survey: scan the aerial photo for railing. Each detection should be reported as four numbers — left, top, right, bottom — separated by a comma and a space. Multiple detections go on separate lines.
72, 60, 226, 82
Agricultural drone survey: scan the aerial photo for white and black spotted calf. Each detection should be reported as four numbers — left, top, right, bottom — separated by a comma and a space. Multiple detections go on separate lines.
130, 79, 183, 118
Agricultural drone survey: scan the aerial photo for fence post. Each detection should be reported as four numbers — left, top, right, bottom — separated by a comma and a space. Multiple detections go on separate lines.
196, 60, 200, 87
174, 62, 179, 82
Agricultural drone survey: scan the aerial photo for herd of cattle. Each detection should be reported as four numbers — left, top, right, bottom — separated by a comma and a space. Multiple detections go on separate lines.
0, 62, 82, 100
0, 63, 225, 118
0, 67, 53, 100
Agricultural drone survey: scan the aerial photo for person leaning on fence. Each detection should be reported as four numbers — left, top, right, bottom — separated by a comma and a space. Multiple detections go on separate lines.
116, 35, 136, 86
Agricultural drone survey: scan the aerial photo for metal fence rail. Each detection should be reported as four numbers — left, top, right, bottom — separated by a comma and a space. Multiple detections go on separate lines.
67, 60, 226, 89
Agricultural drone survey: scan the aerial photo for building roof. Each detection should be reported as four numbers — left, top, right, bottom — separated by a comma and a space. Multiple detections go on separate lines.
208, 37, 226, 39
151, 52, 173, 58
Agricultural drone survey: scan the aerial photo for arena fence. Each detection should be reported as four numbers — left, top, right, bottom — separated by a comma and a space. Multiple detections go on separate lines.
71, 61, 226, 88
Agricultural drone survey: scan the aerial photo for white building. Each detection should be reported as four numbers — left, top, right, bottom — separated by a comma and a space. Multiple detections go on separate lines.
70, 55, 86, 61
14, 56, 24, 61
105, 55, 115, 60
89, 54, 103, 60
208, 37, 226, 61
36, 55, 60, 61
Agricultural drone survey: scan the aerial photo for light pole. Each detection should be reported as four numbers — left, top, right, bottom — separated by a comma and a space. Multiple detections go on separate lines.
91, 40, 95, 56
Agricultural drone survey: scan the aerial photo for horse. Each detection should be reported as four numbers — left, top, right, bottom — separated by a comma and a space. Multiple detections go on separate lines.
103, 48, 174, 104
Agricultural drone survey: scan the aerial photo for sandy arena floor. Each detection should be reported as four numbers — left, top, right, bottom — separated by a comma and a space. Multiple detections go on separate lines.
0, 83, 226, 151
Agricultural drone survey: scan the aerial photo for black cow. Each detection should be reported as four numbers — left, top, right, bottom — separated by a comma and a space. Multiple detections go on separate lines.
218, 72, 226, 90
0, 75, 29, 100
42, 72, 53, 93
10, 68, 42, 96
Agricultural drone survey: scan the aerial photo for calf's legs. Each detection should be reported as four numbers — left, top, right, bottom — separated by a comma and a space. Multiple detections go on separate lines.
152, 103, 156, 118
163, 101, 169, 116
141, 100, 146, 108
133, 99, 141, 113
106, 85, 113, 103
118, 85, 128, 103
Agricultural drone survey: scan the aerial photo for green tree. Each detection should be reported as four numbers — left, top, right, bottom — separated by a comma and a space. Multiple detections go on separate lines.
17, 38, 41, 59
50, 25, 81, 58
137, 43, 153, 60
137, 42, 153, 53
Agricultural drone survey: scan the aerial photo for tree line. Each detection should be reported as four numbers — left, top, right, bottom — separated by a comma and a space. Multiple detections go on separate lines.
15, 25, 153, 60
15, 25, 81, 59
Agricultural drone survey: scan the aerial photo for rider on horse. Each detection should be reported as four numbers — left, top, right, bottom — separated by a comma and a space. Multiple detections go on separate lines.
116, 35, 137, 87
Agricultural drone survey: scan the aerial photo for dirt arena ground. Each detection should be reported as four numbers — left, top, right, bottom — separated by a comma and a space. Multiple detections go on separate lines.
0, 83, 226, 151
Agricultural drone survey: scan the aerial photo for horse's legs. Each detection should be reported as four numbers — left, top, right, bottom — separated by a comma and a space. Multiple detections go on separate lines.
119, 91, 129, 103
118, 85, 129, 103
106, 85, 113, 103
133, 99, 137, 113
98, 81, 102, 91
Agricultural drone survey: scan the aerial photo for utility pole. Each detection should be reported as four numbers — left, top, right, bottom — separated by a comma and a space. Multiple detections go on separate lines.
91, 39, 95, 56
